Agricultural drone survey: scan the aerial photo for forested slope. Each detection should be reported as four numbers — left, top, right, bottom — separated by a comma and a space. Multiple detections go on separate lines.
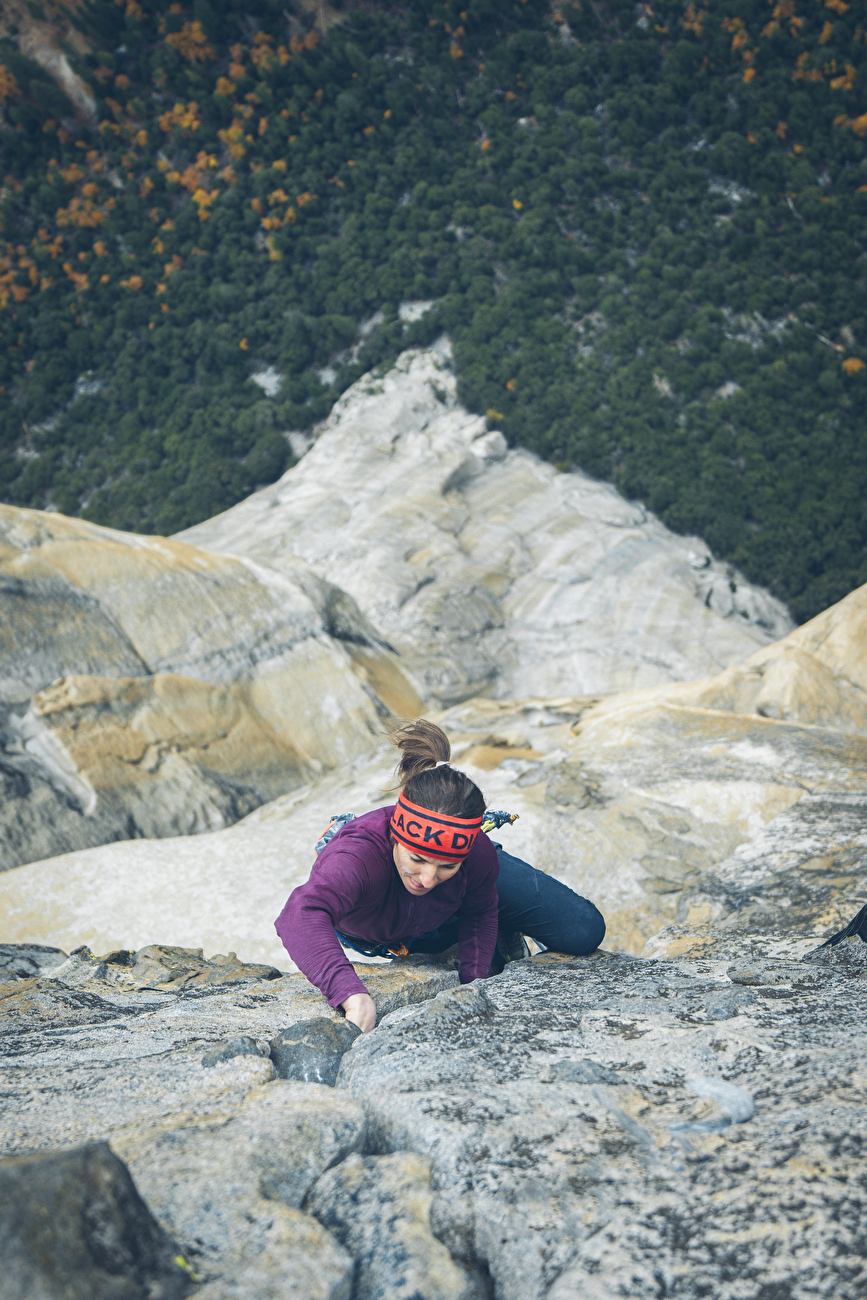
1, 0, 866, 621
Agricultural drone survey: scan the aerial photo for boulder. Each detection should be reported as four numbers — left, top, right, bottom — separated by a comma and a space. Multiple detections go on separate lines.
178, 340, 792, 707
270, 1017, 361, 1085
0, 504, 418, 871
0, 1141, 189, 1300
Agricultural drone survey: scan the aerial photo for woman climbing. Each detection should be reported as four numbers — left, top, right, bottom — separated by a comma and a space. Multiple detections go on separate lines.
274, 719, 605, 1032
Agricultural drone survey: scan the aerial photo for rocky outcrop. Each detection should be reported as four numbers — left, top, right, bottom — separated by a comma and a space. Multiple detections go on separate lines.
1, 935, 865, 1299
179, 340, 792, 706
0, 506, 419, 870
1, 341, 798, 873
650, 578, 867, 732
0, 1142, 190, 1300
4, 571, 864, 963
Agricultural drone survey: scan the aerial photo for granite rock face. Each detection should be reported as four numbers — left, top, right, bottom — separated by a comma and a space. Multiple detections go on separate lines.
0, 950, 459, 1298
1, 938, 865, 1299
0, 1141, 190, 1300
0, 505, 418, 871
179, 340, 792, 707
306, 1151, 480, 1300
5, 591, 865, 963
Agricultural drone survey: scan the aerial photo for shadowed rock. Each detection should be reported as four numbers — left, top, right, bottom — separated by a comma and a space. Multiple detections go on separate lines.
0, 1141, 189, 1300
270, 1017, 360, 1086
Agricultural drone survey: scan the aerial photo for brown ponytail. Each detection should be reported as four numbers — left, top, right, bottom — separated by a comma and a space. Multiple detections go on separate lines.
389, 719, 485, 822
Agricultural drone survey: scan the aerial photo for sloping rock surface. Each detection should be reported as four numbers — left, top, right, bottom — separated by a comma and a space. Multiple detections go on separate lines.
1, 938, 865, 1299
0, 949, 458, 1298
178, 340, 792, 706
0, 505, 418, 870
5, 590, 865, 963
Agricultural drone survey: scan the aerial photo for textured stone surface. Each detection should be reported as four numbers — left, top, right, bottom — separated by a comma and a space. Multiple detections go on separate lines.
1, 934, 865, 1298
0, 954, 457, 1298
0, 504, 416, 871
0, 1141, 189, 1300
337, 953, 867, 1300
179, 340, 791, 707
306, 1151, 477, 1300
0, 953, 458, 1156
270, 1016, 361, 1085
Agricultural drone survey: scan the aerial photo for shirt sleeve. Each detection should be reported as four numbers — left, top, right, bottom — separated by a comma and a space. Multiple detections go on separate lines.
274, 853, 371, 1009
456, 836, 500, 984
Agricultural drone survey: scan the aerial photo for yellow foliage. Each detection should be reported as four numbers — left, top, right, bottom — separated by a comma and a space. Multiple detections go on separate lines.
158, 102, 201, 134
272, 159, 287, 171
825, 0, 849, 12
0, 64, 20, 102
259, 116, 268, 135
62, 262, 88, 292
265, 234, 282, 262
215, 78, 235, 98
363, 125, 375, 136
120, 275, 143, 290
165, 21, 216, 62
251, 197, 262, 213
297, 191, 316, 206
94, 240, 107, 256
239, 338, 249, 350
135, 129, 148, 147
268, 188, 288, 205
59, 164, 85, 184
682, 4, 706, 36
851, 113, 867, 135
830, 63, 856, 90
819, 21, 834, 44
140, 176, 154, 198
512, 198, 523, 209
743, 66, 756, 82
56, 198, 107, 229
115, 74, 131, 90
228, 61, 246, 80
450, 43, 464, 57
82, 182, 99, 198
842, 357, 865, 374
776, 120, 787, 138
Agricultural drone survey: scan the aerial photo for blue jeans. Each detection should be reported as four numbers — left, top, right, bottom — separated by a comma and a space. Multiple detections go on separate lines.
408, 849, 606, 963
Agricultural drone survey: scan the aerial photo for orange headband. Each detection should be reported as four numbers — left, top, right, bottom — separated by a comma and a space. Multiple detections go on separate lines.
390, 792, 483, 861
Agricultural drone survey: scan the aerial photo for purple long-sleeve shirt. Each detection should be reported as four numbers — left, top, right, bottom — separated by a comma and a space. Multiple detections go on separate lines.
275, 805, 500, 1008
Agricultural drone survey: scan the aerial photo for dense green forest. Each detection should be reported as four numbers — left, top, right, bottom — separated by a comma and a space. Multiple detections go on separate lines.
1, 0, 866, 621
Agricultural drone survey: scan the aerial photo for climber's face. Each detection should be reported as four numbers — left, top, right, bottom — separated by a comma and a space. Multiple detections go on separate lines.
392, 841, 463, 895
